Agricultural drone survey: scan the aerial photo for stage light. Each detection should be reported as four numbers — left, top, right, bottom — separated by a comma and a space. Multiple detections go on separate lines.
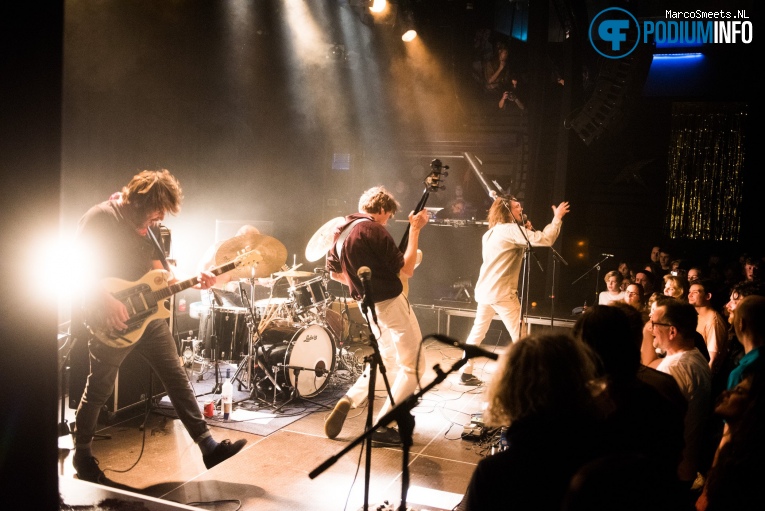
401, 29, 417, 42
370, 0, 386, 14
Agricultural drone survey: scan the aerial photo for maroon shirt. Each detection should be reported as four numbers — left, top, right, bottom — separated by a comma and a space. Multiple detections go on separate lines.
326, 213, 404, 302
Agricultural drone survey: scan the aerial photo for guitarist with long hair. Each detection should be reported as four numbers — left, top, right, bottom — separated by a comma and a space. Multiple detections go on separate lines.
71, 169, 246, 483
323, 186, 429, 446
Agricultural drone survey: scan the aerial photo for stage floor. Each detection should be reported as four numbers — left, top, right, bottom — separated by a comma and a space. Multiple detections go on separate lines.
59, 337, 501, 511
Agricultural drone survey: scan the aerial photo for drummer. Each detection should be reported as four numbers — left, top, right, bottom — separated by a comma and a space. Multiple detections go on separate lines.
197, 224, 260, 308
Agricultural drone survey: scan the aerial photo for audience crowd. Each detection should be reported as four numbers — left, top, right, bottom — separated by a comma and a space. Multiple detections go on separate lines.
459, 245, 763, 510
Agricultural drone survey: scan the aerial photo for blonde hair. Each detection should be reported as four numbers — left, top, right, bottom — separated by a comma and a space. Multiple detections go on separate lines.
604, 270, 623, 284
358, 186, 399, 215
121, 169, 183, 216
663, 274, 688, 300
483, 334, 598, 427
487, 196, 515, 229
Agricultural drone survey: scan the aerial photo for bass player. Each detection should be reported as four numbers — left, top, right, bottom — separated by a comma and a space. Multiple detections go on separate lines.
323, 186, 429, 446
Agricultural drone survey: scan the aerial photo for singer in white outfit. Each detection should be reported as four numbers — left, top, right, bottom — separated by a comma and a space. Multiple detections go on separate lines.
459, 195, 570, 385
323, 186, 429, 446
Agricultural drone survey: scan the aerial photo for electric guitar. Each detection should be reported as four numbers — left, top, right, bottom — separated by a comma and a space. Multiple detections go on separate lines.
87, 250, 261, 348
398, 158, 448, 296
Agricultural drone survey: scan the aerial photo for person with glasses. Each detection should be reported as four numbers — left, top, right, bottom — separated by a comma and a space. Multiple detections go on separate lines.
623, 283, 646, 315
649, 299, 712, 493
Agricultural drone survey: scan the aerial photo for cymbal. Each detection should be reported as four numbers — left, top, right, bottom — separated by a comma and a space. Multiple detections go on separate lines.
215, 233, 287, 278
272, 269, 315, 278
305, 216, 345, 263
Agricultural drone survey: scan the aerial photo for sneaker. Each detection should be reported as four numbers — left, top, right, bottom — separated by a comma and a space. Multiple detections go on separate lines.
73, 455, 106, 483
371, 427, 402, 448
460, 373, 483, 386
324, 396, 352, 439
203, 438, 247, 469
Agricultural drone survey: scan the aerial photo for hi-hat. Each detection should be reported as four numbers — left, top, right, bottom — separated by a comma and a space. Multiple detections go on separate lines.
305, 216, 345, 262
216, 233, 287, 278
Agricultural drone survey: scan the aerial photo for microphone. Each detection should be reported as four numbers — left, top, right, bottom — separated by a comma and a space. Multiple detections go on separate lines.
276, 362, 330, 378
430, 334, 499, 361
602, 253, 614, 258
315, 360, 329, 377
522, 214, 534, 231
357, 266, 372, 300
357, 266, 377, 322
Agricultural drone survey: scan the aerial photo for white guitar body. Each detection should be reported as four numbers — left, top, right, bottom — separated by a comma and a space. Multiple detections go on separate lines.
88, 250, 260, 349
94, 270, 173, 348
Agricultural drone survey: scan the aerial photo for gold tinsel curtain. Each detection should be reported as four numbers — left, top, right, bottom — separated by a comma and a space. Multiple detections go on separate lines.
666, 102, 746, 241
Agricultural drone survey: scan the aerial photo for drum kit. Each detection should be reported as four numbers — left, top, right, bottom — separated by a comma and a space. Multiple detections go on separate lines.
191, 221, 366, 408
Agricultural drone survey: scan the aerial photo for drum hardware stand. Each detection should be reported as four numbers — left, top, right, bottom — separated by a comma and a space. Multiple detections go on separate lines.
229, 283, 259, 395
197, 293, 223, 397
309, 334, 493, 511
272, 364, 333, 412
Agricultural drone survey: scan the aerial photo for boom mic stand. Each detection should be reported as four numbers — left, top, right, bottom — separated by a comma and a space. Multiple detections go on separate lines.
571, 254, 613, 306
549, 247, 568, 330
309, 335, 491, 511
357, 293, 395, 511
272, 364, 332, 412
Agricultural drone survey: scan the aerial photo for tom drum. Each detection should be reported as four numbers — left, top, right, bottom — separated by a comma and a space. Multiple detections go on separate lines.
289, 276, 331, 315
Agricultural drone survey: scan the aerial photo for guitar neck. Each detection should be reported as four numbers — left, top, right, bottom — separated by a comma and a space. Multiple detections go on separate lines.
398, 190, 430, 252
152, 261, 238, 301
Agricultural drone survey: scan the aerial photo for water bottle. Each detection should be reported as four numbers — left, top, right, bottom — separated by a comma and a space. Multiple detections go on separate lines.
499, 426, 509, 452
221, 378, 233, 420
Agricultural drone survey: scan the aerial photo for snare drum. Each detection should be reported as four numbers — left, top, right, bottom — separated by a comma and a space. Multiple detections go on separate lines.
289, 276, 331, 315
256, 323, 335, 397
198, 306, 249, 361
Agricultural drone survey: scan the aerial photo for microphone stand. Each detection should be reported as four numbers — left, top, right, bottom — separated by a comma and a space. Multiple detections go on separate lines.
309, 338, 477, 511
514, 217, 543, 339
571, 254, 612, 305
357, 295, 395, 511
548, 247, 568, 331
272, 364, 332, 411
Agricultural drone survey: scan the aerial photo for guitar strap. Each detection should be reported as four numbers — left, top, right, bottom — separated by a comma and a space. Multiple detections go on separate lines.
147, 225, 171, 271
335, 217, 370, 259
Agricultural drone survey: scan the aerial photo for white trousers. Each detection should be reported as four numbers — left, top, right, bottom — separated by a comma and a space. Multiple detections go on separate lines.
461, 297, 520, 374
345, 293, 425, 422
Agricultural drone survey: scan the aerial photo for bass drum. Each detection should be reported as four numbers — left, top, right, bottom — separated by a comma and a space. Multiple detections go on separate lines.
256, 323, 335, 398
